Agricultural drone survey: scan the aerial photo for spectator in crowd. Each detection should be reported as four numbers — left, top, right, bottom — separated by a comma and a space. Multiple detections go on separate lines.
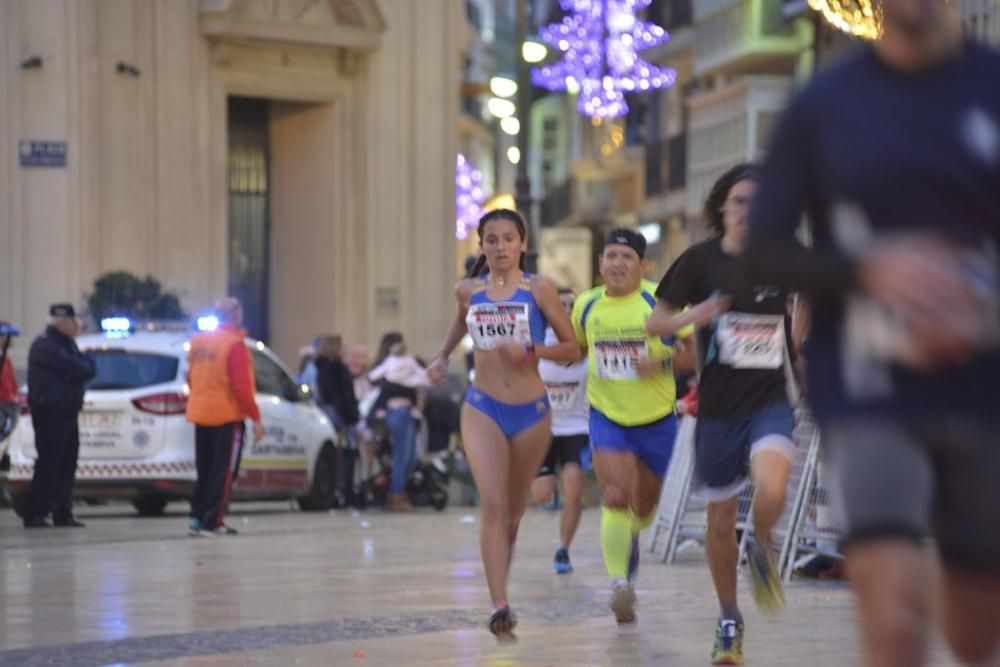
315, 335, 360, 433
296, 340, 319, 398
0, 321, 19, 403
0, 321, 22, 442
24, 304, 96, 528
368, 332, 430, 512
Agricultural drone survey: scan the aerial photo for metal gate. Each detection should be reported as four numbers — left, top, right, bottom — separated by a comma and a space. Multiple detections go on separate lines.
227, 97, 270, 342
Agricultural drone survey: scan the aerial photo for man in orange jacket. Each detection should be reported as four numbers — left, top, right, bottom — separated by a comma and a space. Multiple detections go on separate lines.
186, 297, 264, 537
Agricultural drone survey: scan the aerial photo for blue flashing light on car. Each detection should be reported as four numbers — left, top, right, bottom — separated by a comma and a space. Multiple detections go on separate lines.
196, 315, 219, 332
100, 317, 133, 336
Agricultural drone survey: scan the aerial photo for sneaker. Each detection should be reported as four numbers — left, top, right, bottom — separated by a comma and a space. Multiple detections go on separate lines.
748, 543, 784, 615
188, 519, 216, 538
215, 524, 239, 536
609, 578, 637, 624
627, 534, 640, 582
711, 619, 745, 665
53, 515, 86, 527
23, 516, 51, 529
553, 547, 573, 574
488, 605, 518, 642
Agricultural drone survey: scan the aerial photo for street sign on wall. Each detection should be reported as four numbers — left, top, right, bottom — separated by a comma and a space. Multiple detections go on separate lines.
19, 140, 67, 167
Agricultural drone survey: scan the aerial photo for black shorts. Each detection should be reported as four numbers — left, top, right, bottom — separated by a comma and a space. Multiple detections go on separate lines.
825, 415, 1000, 571
537, 434, 588, 477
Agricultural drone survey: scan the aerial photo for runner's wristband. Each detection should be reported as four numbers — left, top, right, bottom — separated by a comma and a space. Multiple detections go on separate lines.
523, 341, 536, 364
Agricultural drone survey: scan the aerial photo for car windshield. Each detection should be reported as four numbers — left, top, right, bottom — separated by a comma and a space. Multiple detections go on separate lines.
86, 350, 180, 390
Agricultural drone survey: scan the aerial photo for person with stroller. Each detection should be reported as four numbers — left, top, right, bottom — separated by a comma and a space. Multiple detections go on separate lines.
368, 332, 430, 512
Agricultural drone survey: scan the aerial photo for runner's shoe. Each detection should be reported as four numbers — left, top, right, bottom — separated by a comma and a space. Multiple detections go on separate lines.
711, 619, 745, 665
609, 578, 637, 624
748, 543, 784, 615
488, 605, 518, 642
553, 547, 573, 574
215, 524, 239, 536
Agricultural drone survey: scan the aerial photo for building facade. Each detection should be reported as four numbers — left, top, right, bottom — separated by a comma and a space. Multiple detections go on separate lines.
1, 0, 466, 367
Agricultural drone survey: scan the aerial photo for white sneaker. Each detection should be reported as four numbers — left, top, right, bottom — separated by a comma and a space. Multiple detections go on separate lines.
609, 578, 637, 624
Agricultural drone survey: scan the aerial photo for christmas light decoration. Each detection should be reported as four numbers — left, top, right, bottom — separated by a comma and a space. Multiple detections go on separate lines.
808, 0, 881, 40
456, 154, 486, 240
531, 0, 676, 119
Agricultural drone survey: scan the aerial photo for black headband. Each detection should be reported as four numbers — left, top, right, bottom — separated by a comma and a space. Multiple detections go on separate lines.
604, 229, 646, 259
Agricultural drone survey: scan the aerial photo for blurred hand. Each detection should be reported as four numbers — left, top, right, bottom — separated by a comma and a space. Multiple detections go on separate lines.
634, 357, 664, 378
857, 238, 985, 371
496, 341, 533, 369
253, 421, 265, 443
687, 294, 733, 329
427, 355, 449, 385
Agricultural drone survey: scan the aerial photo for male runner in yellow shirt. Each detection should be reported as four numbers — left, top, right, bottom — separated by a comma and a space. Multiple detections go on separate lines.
573, 228, 694, 625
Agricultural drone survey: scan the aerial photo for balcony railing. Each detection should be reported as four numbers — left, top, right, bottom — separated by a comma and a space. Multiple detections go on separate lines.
694, 0, 806, 76
667, 134, 687, 191
650, 0, 693, 29
645, 133, 688, 198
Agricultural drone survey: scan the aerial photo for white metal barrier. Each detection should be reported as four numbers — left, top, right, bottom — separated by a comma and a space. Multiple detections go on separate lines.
649, 410, 842, 578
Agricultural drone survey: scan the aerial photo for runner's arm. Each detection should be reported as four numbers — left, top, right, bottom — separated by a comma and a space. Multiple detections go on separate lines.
673, 334, 696, 374
531, 276, 582, 363
428, 280, 473, 382
745, 94, 856, 293
646, 297, 731, 338
227, 343, 261, 423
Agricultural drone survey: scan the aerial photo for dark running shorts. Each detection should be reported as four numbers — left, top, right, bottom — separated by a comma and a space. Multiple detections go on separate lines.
537, 433, 588, 477
824, 416, 1000, 571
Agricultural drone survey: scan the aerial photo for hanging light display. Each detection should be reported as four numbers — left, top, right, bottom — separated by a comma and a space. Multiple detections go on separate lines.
531, 0, 676, 119
808, 0, 881, 40
456, 154, 487, 240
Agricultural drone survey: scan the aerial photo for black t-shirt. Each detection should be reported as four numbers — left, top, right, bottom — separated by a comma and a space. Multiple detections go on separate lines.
657, 239, 789, 420
747, 42, 1000, 422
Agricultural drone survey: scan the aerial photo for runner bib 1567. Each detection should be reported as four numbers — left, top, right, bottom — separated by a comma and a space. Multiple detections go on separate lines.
466, 302, 532, 350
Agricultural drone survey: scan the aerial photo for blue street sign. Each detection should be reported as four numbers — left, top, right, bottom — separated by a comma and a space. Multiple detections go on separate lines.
19, 140, 67, 167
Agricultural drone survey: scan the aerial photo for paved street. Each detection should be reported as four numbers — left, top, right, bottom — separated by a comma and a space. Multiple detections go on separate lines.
0, 501, 961, 666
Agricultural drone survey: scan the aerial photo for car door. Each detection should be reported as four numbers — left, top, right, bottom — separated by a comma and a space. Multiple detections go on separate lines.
239, 347, 310, 492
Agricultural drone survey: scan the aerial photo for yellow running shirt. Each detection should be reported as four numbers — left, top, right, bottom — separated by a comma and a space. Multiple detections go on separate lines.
572, 281, 693, 426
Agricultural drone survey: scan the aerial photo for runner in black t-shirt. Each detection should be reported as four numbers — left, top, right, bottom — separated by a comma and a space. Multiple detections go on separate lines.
648, 164, 798, 666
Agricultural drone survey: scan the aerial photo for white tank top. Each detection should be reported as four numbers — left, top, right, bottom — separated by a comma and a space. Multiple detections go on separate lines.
537, 328, 589, 436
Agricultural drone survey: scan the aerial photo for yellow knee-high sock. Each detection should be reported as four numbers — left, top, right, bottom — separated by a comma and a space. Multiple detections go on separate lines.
630, 510, 655, 535
601, 506, 633, 580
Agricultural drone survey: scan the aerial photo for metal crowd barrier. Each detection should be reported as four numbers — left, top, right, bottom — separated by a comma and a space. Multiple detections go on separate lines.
649, 410, 844, 579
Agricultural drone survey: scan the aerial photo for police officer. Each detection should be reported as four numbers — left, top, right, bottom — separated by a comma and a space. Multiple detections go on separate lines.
25, 304, 96, 528
186, 297, 264, 537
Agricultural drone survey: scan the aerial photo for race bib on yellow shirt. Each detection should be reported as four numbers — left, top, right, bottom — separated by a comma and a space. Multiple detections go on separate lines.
466, 302, 532, 350
594, 339, 648, 380
716, 313, 784, 369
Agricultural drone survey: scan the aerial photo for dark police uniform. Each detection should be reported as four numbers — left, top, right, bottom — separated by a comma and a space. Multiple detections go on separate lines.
26, 304, 95, 527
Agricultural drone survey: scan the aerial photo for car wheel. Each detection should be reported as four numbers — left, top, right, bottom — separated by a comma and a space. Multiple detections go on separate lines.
132, 496, 169, 517
431, 490, 449, 512
297, 443, 337, 511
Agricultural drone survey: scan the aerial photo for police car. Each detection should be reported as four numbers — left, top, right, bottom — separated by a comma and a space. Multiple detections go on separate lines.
6, 318, 339, 516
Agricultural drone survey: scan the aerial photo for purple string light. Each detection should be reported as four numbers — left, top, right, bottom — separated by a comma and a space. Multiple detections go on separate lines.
531, 0, 676, 118
456, 154, 486, 240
